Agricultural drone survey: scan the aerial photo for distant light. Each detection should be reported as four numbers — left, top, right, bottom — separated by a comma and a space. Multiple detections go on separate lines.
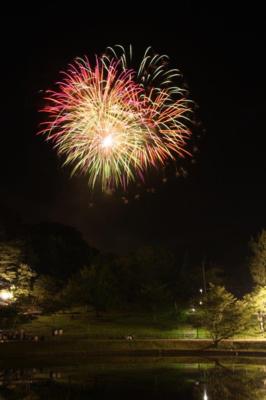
101, 134, 114, 148
199, 301, 203, 305
0, 289, 14, 301
199, 288, 203, 294
203, 389, 208, 400
191, 307, 196, 312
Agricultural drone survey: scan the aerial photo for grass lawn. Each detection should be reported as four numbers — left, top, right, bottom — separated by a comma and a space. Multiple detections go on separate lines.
20, 309, 207, 340
0, 309, 266, 369
1, 309, 265, 365
19, 309, 265, 341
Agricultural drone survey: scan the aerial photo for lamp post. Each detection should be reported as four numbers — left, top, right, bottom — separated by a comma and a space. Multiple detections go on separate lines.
202, 259, 207, 295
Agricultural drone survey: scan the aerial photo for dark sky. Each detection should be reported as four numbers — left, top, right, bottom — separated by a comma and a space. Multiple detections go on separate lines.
1, 6, 266, 271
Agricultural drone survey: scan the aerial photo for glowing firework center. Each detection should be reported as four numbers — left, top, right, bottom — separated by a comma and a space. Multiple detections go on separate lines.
101, 134, 114, 149
99, 123, 119, 153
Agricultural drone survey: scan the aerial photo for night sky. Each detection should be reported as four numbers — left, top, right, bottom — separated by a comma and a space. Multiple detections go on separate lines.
1, 6, 266, 272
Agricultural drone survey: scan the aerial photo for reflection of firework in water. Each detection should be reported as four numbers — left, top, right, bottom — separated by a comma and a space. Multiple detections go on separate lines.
40, 46, 193, 191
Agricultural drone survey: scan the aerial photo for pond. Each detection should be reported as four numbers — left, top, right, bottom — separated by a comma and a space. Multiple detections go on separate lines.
0, 357, 266, 399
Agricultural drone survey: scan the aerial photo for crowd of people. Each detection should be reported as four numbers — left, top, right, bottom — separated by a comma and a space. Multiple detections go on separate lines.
0, 328, 64, 343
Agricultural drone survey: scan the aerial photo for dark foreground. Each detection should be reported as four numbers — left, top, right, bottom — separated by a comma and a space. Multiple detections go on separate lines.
1, 339, 266, 367
0, 357, 265, 399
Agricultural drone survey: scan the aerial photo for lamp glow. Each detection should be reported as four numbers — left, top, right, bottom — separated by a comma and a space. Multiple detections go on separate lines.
0, 289, 14, 301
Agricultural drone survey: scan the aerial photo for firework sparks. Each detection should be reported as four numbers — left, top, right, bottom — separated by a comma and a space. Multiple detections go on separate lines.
40, 46, 192, 190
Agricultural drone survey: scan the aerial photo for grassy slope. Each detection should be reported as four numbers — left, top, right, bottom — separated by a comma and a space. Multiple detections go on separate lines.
1, 310, 266, 365
19, 310, 207, 339
20, 309, 263, 339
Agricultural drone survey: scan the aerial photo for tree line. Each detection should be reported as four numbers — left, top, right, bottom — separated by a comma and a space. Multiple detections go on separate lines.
1, 220, 266, 346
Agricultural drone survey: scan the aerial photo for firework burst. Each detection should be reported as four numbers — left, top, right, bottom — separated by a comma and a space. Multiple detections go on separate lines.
40, 46, 192, 190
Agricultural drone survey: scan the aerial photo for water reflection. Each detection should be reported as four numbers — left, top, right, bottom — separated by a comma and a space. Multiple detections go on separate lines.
193, 360, 266, 400
0, 359, 265, 399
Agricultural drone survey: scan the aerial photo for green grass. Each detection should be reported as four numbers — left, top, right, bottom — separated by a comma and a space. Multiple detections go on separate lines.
1, 310, 266, 366
20, 309, 265, 341
20, 309, 207, 340
0, 308, 262, 365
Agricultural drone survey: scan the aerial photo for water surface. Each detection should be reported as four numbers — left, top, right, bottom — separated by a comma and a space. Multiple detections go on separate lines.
0, 357, 265, 399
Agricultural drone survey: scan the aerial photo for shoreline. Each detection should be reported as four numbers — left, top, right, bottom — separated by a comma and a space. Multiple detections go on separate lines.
1, 339, 266, 363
